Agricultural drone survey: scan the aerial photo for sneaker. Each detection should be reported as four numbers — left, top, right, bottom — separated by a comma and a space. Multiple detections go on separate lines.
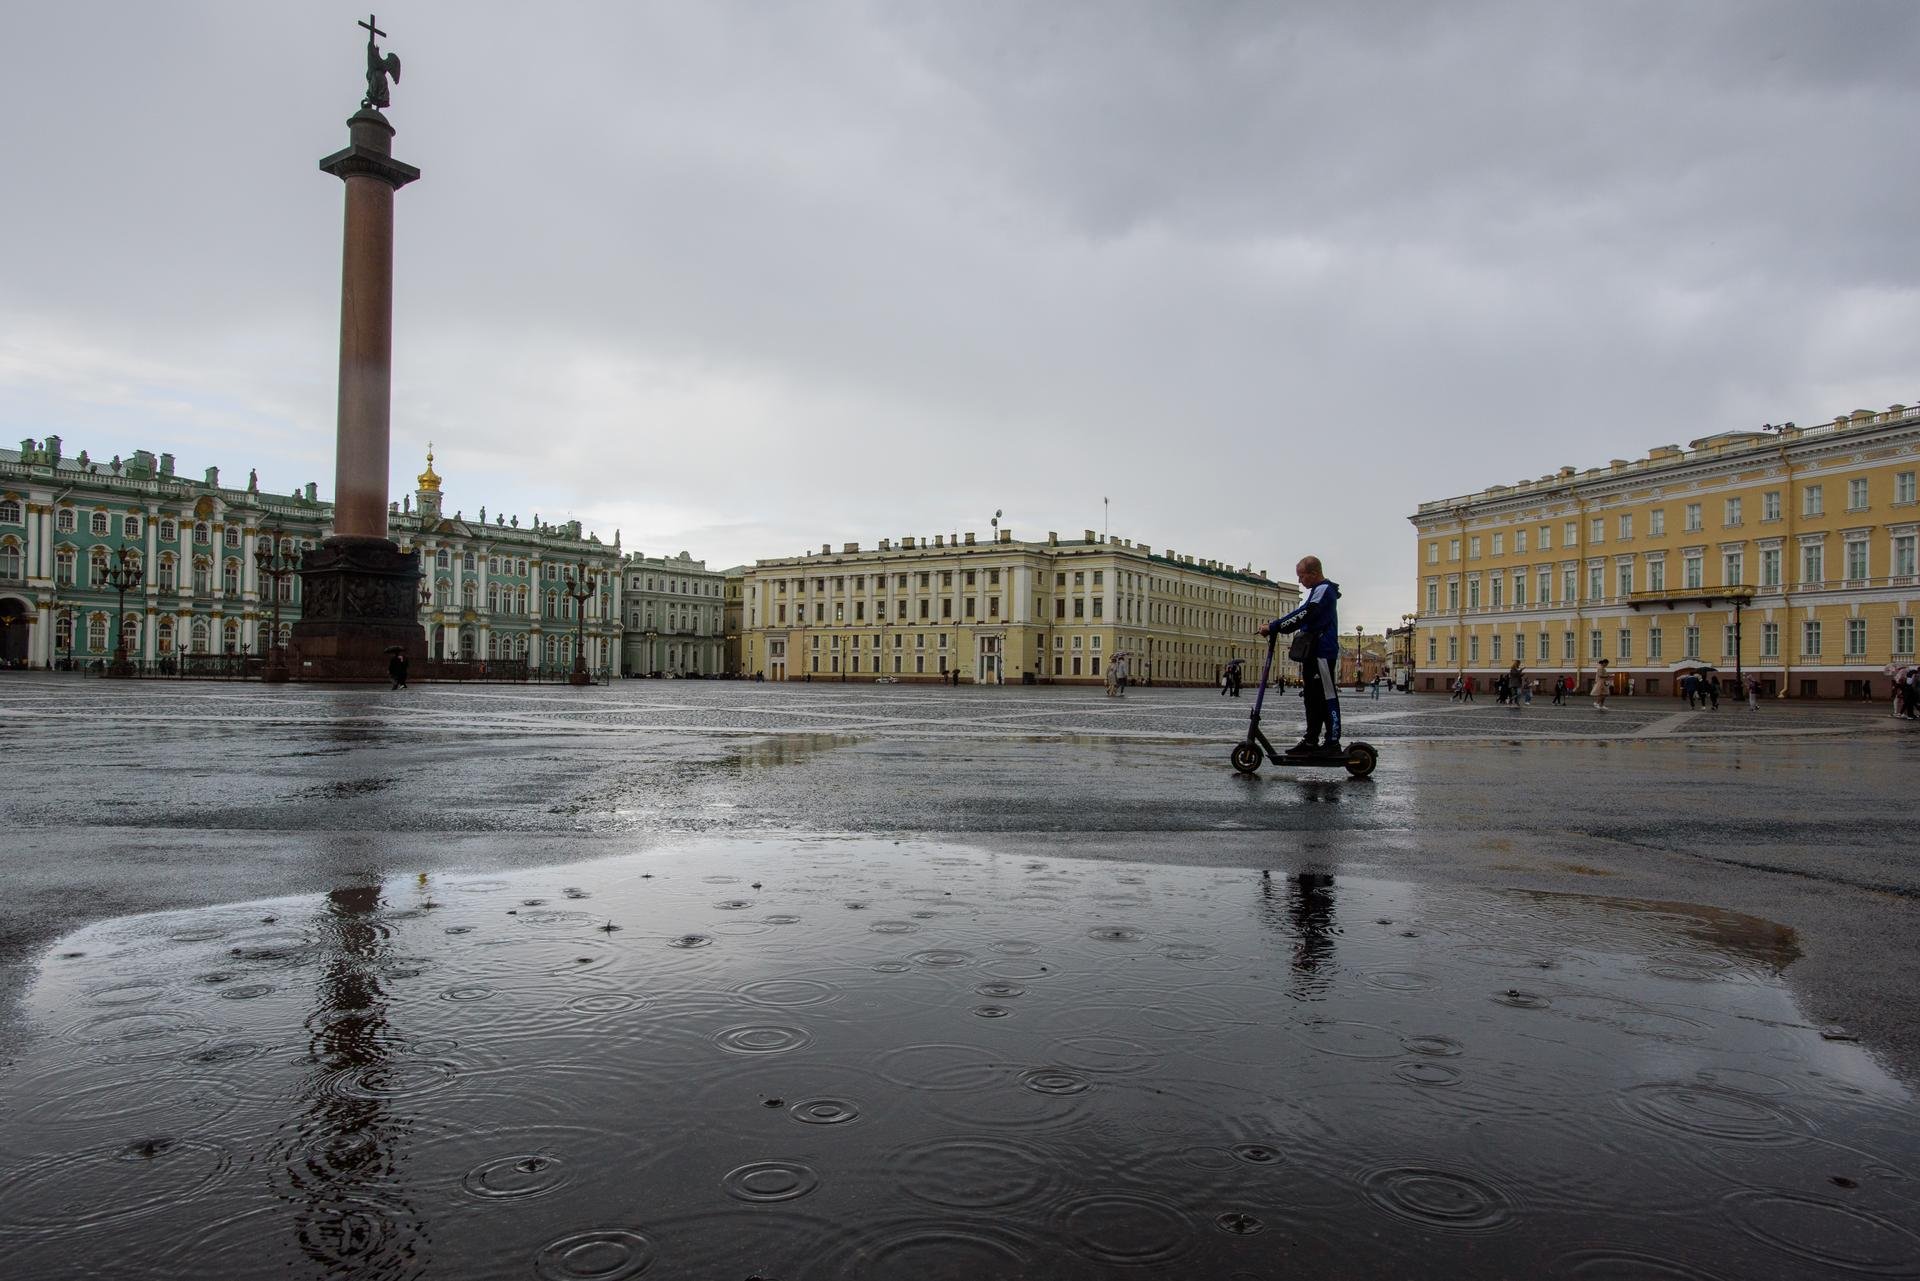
1319, 741, 1344, 757
1285, 738, 1319, 756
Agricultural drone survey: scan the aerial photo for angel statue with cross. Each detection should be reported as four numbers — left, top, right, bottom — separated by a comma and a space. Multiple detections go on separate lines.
360, 14, 402, 110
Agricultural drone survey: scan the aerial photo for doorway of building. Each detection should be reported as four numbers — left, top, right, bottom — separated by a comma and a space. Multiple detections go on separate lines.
976, 635, 1001, 685
0, 597, 32, 667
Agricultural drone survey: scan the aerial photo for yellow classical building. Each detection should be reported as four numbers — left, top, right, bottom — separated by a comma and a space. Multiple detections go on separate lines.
1410, 405, 1920, 698
740, 528, 1298, 685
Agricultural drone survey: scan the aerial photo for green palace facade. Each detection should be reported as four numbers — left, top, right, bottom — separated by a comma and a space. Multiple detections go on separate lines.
0, 438, 624, 673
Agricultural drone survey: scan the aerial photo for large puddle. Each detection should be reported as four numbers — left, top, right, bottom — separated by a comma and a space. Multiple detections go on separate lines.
3, 840, 1917, 1279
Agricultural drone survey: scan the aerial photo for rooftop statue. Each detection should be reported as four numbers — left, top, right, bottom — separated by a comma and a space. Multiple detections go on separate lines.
360, 14, 402, 110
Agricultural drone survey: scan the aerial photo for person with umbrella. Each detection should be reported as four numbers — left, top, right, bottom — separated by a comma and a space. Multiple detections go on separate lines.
388, 646, 409, 690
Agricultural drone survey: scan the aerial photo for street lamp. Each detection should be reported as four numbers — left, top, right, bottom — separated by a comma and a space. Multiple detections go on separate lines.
563, 564, 598, 686
102, 547, 145, 676
0, 604, 21, 670
1401, 612, 1419, 691
253, 529, 297, 683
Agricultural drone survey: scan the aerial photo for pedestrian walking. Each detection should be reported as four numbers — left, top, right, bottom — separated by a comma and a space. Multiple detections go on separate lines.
1746, 674, 1760, 710
1551, 676, 1564, 706
388, 647, 408, 690
1708, 675, 1721, 710
1592, 659, 1610, 712
1627, 676, 1636, 697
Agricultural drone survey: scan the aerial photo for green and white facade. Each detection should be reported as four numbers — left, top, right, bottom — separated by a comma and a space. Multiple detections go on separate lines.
0, 438, 624, 673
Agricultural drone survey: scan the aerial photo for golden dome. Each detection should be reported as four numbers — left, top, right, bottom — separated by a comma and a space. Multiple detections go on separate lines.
417, 444, 442, 492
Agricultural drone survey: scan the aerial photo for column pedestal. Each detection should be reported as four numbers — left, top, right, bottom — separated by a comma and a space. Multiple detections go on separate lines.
289, 535, 426, 680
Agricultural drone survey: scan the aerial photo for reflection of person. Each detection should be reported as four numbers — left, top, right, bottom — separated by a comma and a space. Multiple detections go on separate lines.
1258, 870, 1338, 994
1260, 556, 1342, 756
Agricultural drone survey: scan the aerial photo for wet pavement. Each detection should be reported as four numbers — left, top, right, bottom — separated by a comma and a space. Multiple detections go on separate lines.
2, 676, 1919, 1276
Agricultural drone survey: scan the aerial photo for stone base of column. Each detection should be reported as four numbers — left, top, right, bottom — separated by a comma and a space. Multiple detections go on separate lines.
287, 536, 426, 681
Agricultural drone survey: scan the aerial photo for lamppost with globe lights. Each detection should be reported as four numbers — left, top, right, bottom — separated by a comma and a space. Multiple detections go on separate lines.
253, 529, 298, 683
563, 564, 598, 685
101, 547, 145, 676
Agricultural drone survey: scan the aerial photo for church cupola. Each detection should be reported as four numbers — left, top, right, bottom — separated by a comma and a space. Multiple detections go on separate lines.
415, 443, 443, 522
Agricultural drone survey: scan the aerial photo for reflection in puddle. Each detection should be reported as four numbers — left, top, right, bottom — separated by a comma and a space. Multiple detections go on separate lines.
3, 840, 1918, 1278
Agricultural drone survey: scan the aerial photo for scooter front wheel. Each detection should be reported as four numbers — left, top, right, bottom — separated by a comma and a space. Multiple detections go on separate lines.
1344, 742, 1378, 779
1230, 742, 1262, 775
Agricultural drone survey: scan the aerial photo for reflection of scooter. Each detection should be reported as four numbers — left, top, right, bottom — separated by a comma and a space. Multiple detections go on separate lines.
1230, 633, 1378, 778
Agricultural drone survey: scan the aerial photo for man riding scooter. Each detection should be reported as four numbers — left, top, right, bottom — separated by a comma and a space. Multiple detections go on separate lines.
1259, 555, 1342, 758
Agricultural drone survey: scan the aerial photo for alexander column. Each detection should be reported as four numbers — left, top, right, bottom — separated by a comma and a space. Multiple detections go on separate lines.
289, 15, 427, 679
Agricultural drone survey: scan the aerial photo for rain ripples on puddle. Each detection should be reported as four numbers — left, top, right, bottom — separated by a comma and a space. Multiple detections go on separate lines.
3, 843, 1918, 1279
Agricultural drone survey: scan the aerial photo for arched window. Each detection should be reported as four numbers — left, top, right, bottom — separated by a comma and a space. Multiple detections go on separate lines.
192, 559, 211, 594
223, 526, 240, 549
462, 581, 476, 609
90, 511, 109, 535
158, 519, 177, 542
56, 509, 76, 533
223, 619, 240, 652
190, 617, 210, 653
90, 548, 111, 586
435, 549, 450, 569
0, 540, 19, 579
487, 633, 499, 658
222, 559, 240, 595
87, 614, 108, 652
121, 615, 140, 652
277, 577, 293, 603
0, 499, 20, 524
123, 514, 141, 539
156, 616, 175, 654
517, 587, 527, 613
276, 622, 291, 646
516, 633, 528, 656
54, 611, 72, 651
436, 577, 451, 606
487, 557, 499, 575
193, 522, 210, 545
545, 636, 558, 663
157, 553, 176, 590
487, 584, 500, 612
462, 552, 475, 572
545, 592, 557, 619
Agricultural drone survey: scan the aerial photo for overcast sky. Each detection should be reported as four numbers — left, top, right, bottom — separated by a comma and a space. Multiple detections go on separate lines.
2, 2, 1915, 631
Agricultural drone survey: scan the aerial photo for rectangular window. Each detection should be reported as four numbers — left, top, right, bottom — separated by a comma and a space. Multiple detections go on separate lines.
1803, 485, 1823, 517
1845, 540, 1868, 582
1802, 544, 1824, 585
1761, 548, 1782, 587
1469, 536, 1482, 559
1895, 535, 1917, 577
1763, 491, 1781, 521
1723, 624, 1737, 657
1684, 503, 1702, 533
1724, 551, 1744, 585
1447, 581, 1460, 610
1563, 568, 1577, 602
1537, 632, 1549, 661
1684, 553, 1703, 590
1648, 559, 1666, 591
1563, 632, 1575, 661
1617, 563, 1633, 596
1426, 581, 1438, 613
1685, 626, 1701, 659
1649, 626, 1663, 659
1589, 629, 1603, 660
1540, 525, 1552, 550
1091, 598, 1103, 618
1448, 635, 1458, 662
1564, 521, 1578, 547
1618, 514, 1633, 540
1428, 636, 1438, 662
1537, 569, 1552, 604
1469, 635, 1480, 663
1897, 472, 1917, 505
1848, 478, 1869, 511
1589, 518, 1604, 543
1847, 618, 1867, 656
1491, 533, 1504, 556
1803, 620, 1822, 657
964, 598, 976, 618
1512, 574, 1526, 606
1896, 616, 1915, 655
989, 596, 999, 617
1618, 628, 1632, 659
1490, 577, 1503, 607
1588, 566, 1604, 600
1450, 539, 1461, 561
1762, 622, 1779, 658
1072, 599, 1083, 618
1515, 530, 1528, 554
1723, 497, 1742, 526
1427, 542, 1439, 564
1649, 509, 1666, 537
1491, 634, 1502, 662
1468, 578, 1481, 609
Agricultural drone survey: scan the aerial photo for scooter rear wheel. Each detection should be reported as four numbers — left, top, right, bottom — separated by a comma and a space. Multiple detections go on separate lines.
1230, 743, 1262, 775
1344, 742, 1378, 779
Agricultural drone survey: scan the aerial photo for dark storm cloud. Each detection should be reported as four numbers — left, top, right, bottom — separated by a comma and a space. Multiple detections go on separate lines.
0, 1, 1914, 627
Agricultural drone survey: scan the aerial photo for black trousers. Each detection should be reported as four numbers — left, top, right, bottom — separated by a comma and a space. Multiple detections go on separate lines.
1301, 654, 1341, 744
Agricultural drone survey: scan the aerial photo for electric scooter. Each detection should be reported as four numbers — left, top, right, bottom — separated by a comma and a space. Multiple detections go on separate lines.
1230, 633, 1378, 779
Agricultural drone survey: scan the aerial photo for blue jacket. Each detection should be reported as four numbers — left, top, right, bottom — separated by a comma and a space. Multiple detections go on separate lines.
1272, 580, 1340, 660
